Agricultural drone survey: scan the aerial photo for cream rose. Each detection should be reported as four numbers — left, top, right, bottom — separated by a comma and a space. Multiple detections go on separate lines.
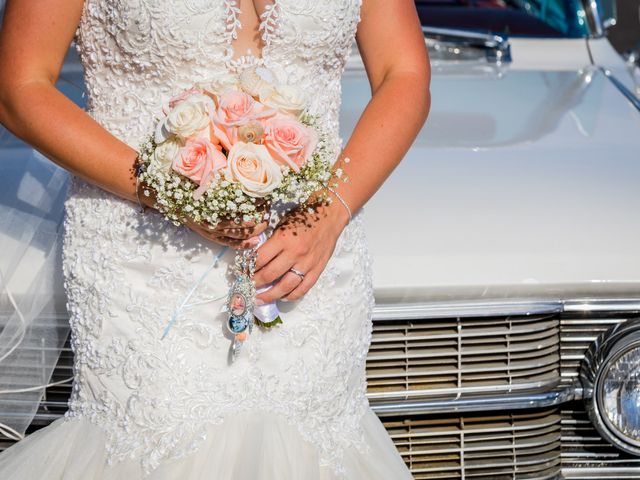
155, 94, 214, 143
239, 66, 276, 98
152, 138, 182, 173
259, 84, 307, 118
263, 115, 318, 172
199, 72, 241, 97
227, 142, 282, 197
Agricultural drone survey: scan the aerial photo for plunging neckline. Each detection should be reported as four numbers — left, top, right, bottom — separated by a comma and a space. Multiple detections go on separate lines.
228, 0, 281, 67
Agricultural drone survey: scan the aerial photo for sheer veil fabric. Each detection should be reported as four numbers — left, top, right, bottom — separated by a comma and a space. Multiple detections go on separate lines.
0, 1, 413, 478
0, 49, 86, 439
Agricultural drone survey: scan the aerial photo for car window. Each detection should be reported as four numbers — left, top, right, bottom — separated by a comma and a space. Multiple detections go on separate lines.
416, 0, 590, 38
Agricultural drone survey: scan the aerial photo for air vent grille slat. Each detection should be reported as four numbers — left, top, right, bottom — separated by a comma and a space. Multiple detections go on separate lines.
384, 409, 561, 479
366, 313, 561, 399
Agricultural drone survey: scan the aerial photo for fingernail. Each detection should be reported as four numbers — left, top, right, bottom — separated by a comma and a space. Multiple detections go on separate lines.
255, 299, 265, 306
280, 299, 289, 303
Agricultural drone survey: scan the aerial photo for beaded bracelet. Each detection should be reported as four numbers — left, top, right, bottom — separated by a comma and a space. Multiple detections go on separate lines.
326, 186, 352, 222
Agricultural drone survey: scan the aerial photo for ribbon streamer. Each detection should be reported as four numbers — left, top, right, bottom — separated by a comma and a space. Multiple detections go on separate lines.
251, 232, 281, 324
162, 246, 229, 339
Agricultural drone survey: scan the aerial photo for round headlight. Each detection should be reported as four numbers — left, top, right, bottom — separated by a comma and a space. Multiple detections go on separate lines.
599, 345, 640, 447
581, 320, 640, 456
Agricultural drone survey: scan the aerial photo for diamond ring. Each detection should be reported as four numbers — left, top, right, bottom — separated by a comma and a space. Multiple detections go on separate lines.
288, 268, 305, 280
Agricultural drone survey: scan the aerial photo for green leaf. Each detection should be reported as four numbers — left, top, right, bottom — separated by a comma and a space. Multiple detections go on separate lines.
255, 315, 283, 329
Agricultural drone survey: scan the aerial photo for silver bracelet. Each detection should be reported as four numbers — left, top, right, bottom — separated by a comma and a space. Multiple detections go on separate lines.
326, 186, 352, 222
135, 172, 147, 214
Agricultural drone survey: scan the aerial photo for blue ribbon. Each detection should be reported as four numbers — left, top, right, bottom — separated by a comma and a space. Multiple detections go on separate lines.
161, 246, 229, 339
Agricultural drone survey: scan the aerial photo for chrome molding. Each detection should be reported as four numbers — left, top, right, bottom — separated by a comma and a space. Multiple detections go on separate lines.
600, 68, 640, 113
581, 319, 640, 456
369, 384, 577, 416
373, 299, 563, 320
373, 298, 640, 320
421, 26, 512, 63
588, 0, 604, 37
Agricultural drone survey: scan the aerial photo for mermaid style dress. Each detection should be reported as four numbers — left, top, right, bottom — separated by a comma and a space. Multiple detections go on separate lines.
0, 1, 413, 478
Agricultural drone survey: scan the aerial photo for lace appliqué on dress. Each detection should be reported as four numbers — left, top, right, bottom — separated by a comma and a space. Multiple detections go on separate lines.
65, 0, 369, 477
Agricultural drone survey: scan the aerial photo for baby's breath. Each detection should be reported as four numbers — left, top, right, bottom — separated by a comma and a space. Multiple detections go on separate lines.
135, 109, 346, 229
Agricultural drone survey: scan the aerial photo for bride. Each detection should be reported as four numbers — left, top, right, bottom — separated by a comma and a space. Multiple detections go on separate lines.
0, 0, 430, 478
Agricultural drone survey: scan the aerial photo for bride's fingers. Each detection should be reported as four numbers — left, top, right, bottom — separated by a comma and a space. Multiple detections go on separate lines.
254, 236, 284, 272
255, 271, 303, 304
281, 269, 319, 302
217, 220, 268, 239
253, 252, 293, 288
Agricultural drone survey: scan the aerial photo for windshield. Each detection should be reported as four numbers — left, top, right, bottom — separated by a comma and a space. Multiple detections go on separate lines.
416, 0, 590, 38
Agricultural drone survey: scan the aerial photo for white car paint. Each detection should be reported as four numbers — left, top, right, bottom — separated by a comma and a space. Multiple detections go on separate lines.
340, 39, 640, 304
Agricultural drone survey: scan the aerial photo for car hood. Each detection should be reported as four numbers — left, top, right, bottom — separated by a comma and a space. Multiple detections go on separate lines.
339, 63, 640, 303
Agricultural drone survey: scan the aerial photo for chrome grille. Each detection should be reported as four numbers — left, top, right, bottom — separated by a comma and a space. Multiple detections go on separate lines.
366, 312, 561, 400
561, 403, 640, 478
383, 408, 561, 479
559, 312, 628, 381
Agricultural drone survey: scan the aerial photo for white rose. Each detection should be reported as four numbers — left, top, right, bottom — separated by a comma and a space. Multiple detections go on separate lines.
155, 95, 213, 143
227, 142, 283, 198
259, 84, 307, 118
199, 72, 241, 97
152, 138, 182, 173
240, 66, 276, 98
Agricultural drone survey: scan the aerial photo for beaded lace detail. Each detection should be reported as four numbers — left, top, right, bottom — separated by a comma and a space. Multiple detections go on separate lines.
65, 0, 369, 477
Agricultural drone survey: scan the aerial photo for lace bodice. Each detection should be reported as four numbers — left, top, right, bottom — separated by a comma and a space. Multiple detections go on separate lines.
63, 1, 374, 478
75, 0, 362, 154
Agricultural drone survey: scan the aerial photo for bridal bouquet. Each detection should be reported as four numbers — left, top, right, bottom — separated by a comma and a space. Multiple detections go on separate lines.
135, 67, 336, 361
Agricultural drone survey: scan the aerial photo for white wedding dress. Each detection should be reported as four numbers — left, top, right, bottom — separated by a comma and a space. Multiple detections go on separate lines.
0, 1, 413, 478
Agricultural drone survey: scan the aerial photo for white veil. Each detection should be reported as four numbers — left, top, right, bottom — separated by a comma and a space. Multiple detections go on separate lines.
0, 21, 84, 438
0, 150, 70, 440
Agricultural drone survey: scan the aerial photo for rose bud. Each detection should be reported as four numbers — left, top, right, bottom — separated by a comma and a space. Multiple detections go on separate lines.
238, 120, 265, 144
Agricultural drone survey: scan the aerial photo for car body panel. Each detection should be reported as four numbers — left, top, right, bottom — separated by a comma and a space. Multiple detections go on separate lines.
340, 39, 640, 304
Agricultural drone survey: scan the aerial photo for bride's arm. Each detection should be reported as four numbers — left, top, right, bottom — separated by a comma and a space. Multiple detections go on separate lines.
0, 1, 139, 201
0, 0, 264, 247
254, 0, 431, 301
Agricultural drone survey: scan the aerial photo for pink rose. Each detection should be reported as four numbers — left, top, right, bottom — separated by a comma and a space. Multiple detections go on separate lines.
162, 88, 201, 115
212, 90, 274, 150
263, 116, 318, 172
172, 138, 227, 199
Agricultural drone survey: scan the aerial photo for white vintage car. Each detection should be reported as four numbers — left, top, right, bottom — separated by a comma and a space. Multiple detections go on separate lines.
1, 0, 640, 478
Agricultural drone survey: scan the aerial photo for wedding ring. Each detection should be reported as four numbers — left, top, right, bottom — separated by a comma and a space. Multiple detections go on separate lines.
288, 268, 305, 280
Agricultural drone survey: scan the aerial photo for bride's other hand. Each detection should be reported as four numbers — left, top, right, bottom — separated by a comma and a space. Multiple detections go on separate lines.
184, 216, 268, 249
139, 185, 268, 248
253, 197, 350, 302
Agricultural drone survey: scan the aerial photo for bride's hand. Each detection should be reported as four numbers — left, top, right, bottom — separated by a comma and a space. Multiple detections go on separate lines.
184, 216, 268, 249
140, 183, 268, 248
253, 198, 350, 303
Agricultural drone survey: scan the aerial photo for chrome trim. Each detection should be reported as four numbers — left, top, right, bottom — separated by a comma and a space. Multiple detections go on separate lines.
372, 298, 640, 320
369, 384, 577, 416
600, 68, 640, 113
563, 299, 640, 312
564, 468, 640, 478
373, 299, 563, 320
367, 378, 561, 400
581, 319, 640, 456
421, 26, 512, 63
579, 0, 605, 37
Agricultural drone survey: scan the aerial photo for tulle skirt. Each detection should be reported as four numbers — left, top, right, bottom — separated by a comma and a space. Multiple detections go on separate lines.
0, 408, 412, 479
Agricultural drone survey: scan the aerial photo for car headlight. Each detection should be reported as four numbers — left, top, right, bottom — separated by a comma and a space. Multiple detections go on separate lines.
581, 320, 640, 456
